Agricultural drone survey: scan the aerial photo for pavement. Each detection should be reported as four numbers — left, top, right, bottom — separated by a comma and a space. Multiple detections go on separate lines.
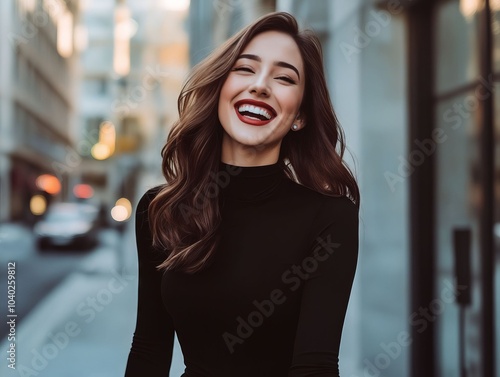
0, 222, 33, 252
0, 222, 185, 377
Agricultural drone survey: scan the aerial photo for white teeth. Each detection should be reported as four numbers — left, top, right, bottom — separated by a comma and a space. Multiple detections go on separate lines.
238, 104, 272, 120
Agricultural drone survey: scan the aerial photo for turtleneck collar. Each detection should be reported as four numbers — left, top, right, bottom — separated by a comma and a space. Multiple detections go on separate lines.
218, 160, 286, 202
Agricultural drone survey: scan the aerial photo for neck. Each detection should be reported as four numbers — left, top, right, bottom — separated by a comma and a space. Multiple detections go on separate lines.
218, 160, 286, 202
220, 133, 281, 167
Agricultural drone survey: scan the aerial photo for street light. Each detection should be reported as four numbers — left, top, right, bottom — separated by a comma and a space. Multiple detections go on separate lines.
57, 10, 73, 58
459, 0, 482, 20
161, 0, 190, 11
111, 197, 132, 275
111, 198, 131, 221
91, 121, 116, 160
35, 174, 61, 195
30, 195, 47, 216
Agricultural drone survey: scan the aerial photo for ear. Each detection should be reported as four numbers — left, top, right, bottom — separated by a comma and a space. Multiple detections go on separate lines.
294, 112, 306, 130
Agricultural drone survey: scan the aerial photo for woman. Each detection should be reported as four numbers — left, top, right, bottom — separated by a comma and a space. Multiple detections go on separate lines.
125, 11, 359, 377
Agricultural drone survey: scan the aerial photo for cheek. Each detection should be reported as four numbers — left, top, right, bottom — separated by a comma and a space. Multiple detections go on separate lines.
218, 80, 234, 118
219, 82, 229, 104
278, 89, 303, 114
220, 74, 240, 98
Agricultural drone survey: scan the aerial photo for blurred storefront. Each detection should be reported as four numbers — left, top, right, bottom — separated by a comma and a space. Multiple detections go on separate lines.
407, 1, 497, 376
188, 0, 498, 376
0, 0, 79, 223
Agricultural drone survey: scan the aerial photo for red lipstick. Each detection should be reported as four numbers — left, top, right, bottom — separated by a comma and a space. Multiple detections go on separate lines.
234, 99, 277, 127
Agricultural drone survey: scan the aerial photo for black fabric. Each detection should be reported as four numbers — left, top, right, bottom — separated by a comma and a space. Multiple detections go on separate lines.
124, 161, 359, 377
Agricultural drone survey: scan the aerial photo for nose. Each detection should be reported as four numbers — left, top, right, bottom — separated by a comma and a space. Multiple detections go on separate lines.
248, 74, 270, 97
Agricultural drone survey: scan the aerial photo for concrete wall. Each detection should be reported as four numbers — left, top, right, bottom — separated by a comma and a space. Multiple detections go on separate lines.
276, 0, 411, 375
329, 1, 410, 375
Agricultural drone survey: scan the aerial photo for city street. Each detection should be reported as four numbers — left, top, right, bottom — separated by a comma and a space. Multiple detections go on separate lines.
0, 222, 185, 377
1, 1, 498, 376
0, 224, 100, 340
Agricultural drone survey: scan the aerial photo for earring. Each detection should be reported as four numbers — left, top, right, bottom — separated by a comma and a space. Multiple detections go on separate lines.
292, 124, 298, 131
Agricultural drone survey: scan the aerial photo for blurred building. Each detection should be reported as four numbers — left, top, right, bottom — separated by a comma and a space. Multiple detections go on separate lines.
77, 0, 189, 222
188, 1, 499, 377
188, 0, 275, 66
0, 0, 189, 226
0, 0, 79, 223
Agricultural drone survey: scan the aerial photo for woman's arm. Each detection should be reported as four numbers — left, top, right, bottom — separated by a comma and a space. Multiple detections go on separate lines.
124, 187, 174, 376
288, 197, 359, 377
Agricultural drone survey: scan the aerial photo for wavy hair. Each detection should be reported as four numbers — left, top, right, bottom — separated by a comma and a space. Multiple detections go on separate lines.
149, 11, 360, 274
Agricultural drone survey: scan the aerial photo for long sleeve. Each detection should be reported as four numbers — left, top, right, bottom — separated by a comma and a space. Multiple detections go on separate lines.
124, 187, 175, 376
288, 196, 359, 377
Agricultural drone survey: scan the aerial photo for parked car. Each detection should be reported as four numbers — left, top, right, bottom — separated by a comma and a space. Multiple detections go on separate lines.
34, 202, 99, 250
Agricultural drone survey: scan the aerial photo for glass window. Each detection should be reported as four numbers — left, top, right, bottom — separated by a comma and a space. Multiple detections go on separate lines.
434, 0, 480, 96
492, 3, 500, 72
494, 82, 500, 373
434, 91, 483, 377
82, 78, 108, 96
82, 45, 113, 70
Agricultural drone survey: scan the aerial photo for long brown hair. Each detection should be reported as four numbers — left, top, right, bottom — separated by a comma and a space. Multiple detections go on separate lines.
149, 11, 360, 274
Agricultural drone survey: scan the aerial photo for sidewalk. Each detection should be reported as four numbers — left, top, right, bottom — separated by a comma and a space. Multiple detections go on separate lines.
0, 222, 33, 260
0, 225, 185, 377
0, 222, 32, 241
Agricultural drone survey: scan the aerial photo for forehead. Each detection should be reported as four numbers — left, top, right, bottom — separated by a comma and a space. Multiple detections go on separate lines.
241, 31, 304, 72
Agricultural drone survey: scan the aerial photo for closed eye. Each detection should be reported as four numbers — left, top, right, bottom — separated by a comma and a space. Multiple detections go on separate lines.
232, 67, 296, 84
232, 67, 254, 73
276, 76, 296, 84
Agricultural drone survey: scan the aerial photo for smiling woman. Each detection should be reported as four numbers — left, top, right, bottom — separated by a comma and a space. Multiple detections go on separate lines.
218, 31, 305, 163
125, 11, 360, 377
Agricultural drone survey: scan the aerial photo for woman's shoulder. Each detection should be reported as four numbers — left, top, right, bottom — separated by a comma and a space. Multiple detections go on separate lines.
283, 178, 358, 214
139, 184, 166, 203
280, 179, 358, 237
136, 184, 166, 215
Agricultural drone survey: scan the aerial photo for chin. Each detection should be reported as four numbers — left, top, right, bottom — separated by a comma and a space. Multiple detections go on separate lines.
230, 132, 267, 146
227, 127, 284, 150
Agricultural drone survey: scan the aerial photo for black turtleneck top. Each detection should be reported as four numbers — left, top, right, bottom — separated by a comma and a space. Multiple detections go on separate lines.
124, 161, 359, 377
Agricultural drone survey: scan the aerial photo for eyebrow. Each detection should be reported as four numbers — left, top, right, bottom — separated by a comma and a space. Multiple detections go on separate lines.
237, 53, 301, 80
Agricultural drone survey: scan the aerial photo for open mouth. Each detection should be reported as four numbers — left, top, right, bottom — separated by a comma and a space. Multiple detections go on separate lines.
237, 104, 273, 120
234, 100, 277, 126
